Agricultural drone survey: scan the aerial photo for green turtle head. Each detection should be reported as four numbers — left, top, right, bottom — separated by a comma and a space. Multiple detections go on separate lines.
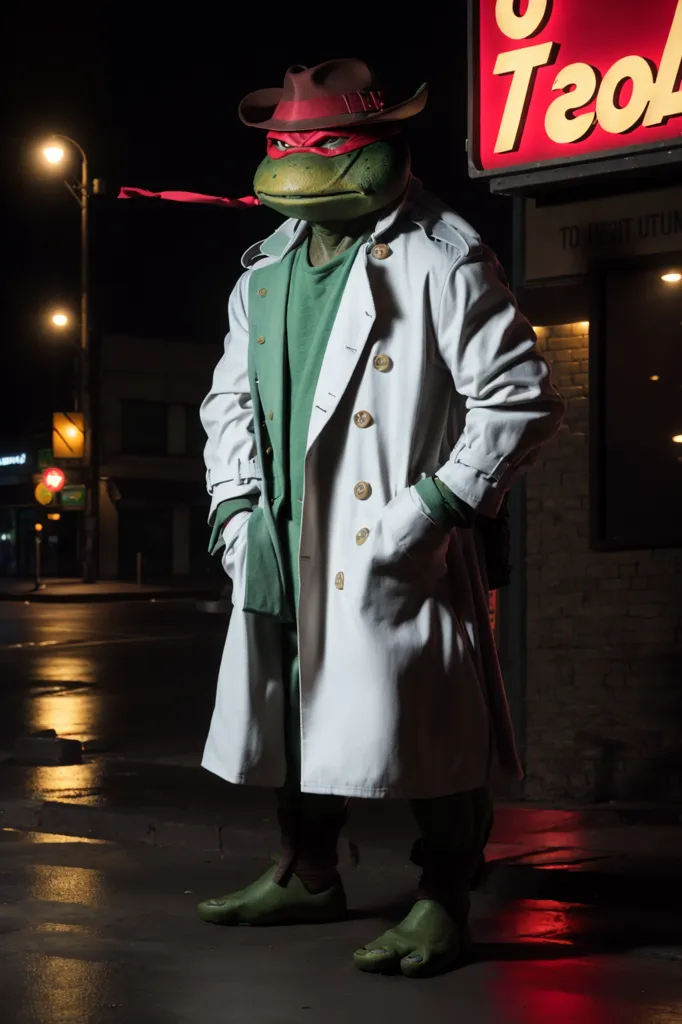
253, 133, 411, 223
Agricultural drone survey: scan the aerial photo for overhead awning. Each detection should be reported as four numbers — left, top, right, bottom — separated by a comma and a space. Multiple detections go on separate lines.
107, 477, 208, 507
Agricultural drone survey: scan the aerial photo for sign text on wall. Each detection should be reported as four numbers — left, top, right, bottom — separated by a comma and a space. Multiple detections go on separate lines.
525, 186, 682, 280
470, 0, 682, 176
0, 454, 27, 468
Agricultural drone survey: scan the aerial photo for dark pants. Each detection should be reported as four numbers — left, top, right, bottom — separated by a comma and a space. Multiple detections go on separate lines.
277, 626, 493, 903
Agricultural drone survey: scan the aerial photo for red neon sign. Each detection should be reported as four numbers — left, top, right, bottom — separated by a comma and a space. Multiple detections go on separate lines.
470, 0, 682, 175
42, 467, 66, 493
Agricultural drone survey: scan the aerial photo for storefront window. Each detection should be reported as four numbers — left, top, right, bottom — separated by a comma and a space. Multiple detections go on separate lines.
594, 264, 682, 549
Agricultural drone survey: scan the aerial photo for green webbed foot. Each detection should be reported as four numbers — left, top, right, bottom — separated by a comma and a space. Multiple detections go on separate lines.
353, 900, 467, 978
197, 864, 346, 926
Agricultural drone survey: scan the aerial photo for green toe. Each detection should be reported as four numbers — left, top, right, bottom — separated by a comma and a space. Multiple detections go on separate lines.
353, 944, 402, 975
353, 900, 465, 978
198, 864, 346, 926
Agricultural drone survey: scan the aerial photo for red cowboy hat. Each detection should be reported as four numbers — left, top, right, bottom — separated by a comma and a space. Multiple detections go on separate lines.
238, 58, 428, 132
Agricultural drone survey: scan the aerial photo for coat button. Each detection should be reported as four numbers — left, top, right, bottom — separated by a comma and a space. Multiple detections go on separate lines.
256, 336, 265, 345
258, 288, 267, 297
268, 410, 274, 420
371, 243, 391, 260
334, 571, 345, 590
353, 410, 374, 429
265, 446, 273, 456
354, 481, 372, 501
373, 354, 392, 372
355, 527, 370, 545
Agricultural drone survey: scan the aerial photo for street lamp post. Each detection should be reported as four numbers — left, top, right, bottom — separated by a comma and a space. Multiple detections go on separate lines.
42, 136, 99, 583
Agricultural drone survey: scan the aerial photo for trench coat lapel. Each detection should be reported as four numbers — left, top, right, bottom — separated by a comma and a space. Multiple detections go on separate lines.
244, 218, 308, 492
305, 249, 376, 454
248, 259, 291, 497
304, 180, 421, 454
243, 180, 421, 459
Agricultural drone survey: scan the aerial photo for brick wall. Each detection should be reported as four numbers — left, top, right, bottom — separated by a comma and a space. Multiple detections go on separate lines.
524, 323, 682, 803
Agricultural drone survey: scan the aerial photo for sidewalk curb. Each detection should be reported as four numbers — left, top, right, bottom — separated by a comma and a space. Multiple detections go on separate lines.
0, 590, 220, 604
0, 797, 278, 855
3, 797, 682, 908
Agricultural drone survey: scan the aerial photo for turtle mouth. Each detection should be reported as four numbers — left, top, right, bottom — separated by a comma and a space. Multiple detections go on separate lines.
257, 190, 365, 201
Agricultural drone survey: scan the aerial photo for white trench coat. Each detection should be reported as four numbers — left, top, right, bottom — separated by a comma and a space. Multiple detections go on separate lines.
201, 178, 564, 799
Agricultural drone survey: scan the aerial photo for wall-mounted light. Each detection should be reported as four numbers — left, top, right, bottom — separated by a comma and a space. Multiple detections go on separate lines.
673, 434, 682, 444
650, 375, 660, 381
661, 272, 682, 284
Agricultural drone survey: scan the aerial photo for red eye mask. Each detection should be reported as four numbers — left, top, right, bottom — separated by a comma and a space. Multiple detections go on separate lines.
266, 128, 399, 159
118, 128, 399, 207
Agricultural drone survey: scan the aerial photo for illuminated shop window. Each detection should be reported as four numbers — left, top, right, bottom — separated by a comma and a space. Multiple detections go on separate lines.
593, 264, 682, 549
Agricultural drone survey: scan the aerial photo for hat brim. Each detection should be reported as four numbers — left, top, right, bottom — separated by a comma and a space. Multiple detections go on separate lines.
239, 82, 428, 131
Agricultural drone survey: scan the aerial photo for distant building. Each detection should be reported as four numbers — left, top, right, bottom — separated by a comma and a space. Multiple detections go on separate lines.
99, 334, 220, 580
0, 334, 222, 581
0, 436, 58, 577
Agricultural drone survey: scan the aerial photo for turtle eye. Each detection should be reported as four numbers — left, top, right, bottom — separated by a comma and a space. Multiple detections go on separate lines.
321, 136, 348, 149
273, 140, 293, 151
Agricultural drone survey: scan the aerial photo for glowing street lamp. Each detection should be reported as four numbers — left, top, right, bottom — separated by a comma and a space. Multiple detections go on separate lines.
37, 132, 99, 582
661, 272, 682, 284
43, 144, 65, 165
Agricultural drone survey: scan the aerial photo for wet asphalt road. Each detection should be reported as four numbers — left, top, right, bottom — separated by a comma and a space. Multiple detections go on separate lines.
3, 606, 682, 1021
2, 828, 682, 1024
0, 601, 226, 758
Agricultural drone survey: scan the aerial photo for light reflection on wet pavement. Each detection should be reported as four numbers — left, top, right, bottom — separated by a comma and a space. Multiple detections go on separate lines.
2, 603, 682, 903
0, 601, 223, 758
12, 762, 105, 805
1, 829, 682, 1024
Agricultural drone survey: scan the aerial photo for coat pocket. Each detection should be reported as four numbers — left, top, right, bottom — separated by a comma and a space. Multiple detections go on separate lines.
360, 487, 450, 624
380, 486, 450, 573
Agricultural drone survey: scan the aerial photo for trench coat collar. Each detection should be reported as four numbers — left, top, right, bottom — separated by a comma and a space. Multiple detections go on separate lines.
240, 175, 423, 269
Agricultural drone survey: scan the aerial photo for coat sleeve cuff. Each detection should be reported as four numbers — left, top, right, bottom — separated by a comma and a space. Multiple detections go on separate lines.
414, 476, 475, 530
435, 443, 517, 519
208, 497, 258, 555
208, 477, 260, 522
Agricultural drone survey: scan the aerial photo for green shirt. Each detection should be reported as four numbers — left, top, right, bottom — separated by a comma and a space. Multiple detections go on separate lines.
280, 236, 365, 609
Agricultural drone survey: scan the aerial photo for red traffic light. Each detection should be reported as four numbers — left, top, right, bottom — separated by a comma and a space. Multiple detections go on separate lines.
42, 467, 66, 493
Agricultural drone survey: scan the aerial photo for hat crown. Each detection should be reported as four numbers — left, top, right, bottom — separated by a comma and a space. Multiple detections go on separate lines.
238, 57, 427, 131
280, 59, 378, 103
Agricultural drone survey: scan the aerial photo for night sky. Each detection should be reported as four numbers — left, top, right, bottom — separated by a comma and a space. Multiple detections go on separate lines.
3, 9, 513, 440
